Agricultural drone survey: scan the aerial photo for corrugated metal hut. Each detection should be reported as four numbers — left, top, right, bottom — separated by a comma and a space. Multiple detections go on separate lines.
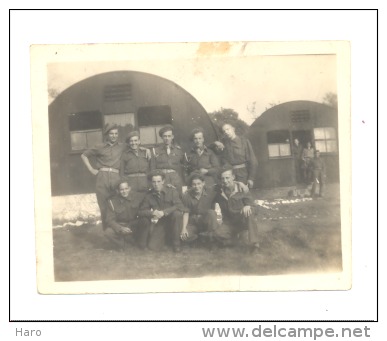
49, 70, 218, 196
247, 100, 339, 188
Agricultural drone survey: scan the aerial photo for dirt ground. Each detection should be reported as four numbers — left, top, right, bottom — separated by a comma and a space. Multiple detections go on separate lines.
53, 184, 342, 282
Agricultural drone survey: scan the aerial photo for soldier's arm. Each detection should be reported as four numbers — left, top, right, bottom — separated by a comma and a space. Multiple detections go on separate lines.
81, 152, 99, 176
138, 196, 154, 217
105, 200, 127, 234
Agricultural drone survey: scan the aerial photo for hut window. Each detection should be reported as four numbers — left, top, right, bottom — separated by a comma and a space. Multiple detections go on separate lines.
267, 130, 291, 158
314, 127, 337, 153
137, 106, 172, 145
69, 111, 103, 151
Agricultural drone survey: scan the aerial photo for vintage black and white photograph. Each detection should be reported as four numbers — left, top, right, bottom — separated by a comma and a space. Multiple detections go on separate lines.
31, 41, 351, 294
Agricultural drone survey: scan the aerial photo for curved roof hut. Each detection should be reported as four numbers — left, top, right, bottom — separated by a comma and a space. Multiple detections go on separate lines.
49, 71, 218, 196
247, 100, 339, 188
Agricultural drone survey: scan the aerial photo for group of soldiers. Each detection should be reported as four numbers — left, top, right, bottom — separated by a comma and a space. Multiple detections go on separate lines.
81, 122, 260, 253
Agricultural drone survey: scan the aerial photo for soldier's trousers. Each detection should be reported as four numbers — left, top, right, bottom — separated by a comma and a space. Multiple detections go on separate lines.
137, 211, 183, 251
95, 170, 121, 229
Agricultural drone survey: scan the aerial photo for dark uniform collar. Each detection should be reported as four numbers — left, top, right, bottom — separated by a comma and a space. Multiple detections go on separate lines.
191, 145, 208, 153
188, 187, 207, 199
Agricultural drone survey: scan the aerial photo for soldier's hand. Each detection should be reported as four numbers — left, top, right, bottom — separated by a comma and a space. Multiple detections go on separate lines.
153, 210, 165, 219
180, 227, 189, 241
121, 227, 132, 235
214, 141, 224, 150
200, 168, 209, 175
91, 168, 99, 176
241, 205, 252, 218
145, 148, 152, 160
247, 180, 254, 189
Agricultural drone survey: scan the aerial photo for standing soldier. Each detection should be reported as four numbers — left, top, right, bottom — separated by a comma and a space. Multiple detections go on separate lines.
184, 128, 220, 188
292, 138, 303, 184
310, 150, 326, 198
81, 123, 123, 229
301, 141, 315, 184
214, 122, 258, 189
151, 124, 185, 193
120, 131, 151, 195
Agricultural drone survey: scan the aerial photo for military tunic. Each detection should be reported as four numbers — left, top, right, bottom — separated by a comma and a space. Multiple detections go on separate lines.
138, 186, 184, 251
214, 182, 259, 245
104, 192, 141, 249
151, 144, 185, 193
120, 147, 150, 193
311, 157, 326, 197
219, 136, 258, 185
182, 187, 218, 241
185, 146, 220, 187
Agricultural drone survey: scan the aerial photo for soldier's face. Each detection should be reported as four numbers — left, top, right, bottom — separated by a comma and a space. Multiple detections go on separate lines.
191, 178, 205, 194
118, 182, 130, 198
162, 131, 174, 146
152, 175, 165, 192
221, 170, 235, 188
129, 136, 140, 150
107, 129, 119, 144
222, 124, 236, 139
193, 132, 204, 148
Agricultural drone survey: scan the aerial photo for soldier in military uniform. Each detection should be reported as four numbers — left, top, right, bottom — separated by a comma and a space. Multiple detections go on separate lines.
292, 138, 304, 184
184, 127, 220, 188
213, 122, 258, 189
104, 179, 142, 250
151, 124, 185, 193
213, 166, 260, 253
180, 173, 218, 246
137, 170, 185, 252
81, 123, 124, 229
310, 150, 327, 198
120, 131, 151, 196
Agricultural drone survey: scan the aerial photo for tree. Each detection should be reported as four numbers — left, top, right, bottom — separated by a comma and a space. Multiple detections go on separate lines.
322, 92, 338, 109
208, 108, 249, 137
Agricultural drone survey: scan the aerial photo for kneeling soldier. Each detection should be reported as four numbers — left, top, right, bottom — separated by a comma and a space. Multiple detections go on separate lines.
180, 173, 218, 246
214, 166, 260, 253
105, 179, 142, 250
137, 170, 185, 252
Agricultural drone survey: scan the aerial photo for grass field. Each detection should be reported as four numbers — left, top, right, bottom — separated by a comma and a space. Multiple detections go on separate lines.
53, 184, 342, 282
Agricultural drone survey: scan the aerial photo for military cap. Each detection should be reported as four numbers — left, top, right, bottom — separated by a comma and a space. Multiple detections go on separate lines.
190, 127, 205, 141
158, 124, 174, 137
103, 123, 119, 135
126, 130, 140, 142
147, 169, 166, 180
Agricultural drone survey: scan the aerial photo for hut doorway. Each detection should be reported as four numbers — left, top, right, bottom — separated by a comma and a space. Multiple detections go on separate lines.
291, 130, 313, 149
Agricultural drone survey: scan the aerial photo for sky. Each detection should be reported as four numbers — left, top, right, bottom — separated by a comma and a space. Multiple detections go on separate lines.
47, 42, 337, 125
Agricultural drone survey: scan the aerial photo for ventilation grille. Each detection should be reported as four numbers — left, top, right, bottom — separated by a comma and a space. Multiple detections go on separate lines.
290, 110, 310, 123
104, 84, 132, 102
